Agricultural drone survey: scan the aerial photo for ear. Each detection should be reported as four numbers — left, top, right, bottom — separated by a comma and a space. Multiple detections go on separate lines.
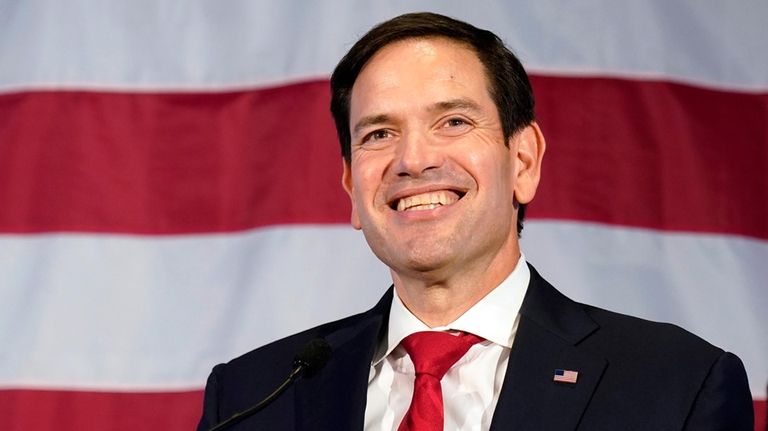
341, 159, 362, 230
511, 122, 546, 205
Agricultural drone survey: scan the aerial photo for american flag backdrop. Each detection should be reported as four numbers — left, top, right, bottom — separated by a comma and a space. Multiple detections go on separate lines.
0, 1, 766, 430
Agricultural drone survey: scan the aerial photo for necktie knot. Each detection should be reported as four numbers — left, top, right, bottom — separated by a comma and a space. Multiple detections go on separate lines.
400, 331, 484, 379
397, 331, 484, 431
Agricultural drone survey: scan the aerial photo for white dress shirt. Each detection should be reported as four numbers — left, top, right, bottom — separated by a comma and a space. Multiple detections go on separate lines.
364, 255, 530, 430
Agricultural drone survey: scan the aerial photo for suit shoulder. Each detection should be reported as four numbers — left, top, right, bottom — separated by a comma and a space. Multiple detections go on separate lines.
580, 302, 724, 366
526, 265, 723, 362
574, 304, 753, 427
202, 307, 377, 416
198, 297, 389, 425
225, 308, 374, 373
210, 288, 391, 399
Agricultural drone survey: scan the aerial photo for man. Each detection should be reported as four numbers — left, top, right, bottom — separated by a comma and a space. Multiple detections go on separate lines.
197, 12, 753, 430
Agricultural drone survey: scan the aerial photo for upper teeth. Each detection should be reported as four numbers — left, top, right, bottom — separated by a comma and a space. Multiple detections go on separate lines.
396, 190, 459, 212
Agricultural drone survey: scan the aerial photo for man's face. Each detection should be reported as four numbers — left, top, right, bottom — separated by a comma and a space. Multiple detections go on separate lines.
343, 37, 542, 282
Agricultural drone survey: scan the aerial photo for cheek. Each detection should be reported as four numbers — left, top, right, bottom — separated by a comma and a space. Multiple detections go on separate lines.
462, 146, 508, 181
347, 177, 378, 221
474, 155, 516, 203
352, 167, 376, 198
352, 156, 389, 201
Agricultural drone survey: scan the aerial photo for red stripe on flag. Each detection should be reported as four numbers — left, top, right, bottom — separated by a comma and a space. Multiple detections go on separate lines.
0, 389, 202, 431
532, 75, 768, 239
756, 399, 767, 431
0, 390, 763, 430
0, 82, 348, 234
0, 78, 766, 238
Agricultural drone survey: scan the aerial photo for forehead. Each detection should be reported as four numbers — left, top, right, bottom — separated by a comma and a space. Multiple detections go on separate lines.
350, 37, 492, 111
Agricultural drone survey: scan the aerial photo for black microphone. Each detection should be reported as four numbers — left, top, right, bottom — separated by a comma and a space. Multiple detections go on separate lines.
207, 338, 332, 431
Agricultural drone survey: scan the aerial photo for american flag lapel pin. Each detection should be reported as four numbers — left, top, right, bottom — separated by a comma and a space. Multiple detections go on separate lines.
553, 369, 578, 384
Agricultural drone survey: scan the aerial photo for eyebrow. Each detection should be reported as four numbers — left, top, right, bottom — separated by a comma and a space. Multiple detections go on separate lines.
427, 98, 483, 115
351, 98, 483, 137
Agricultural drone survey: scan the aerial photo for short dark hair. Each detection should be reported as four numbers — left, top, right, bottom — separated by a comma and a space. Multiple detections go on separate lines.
330, 12, 535, 235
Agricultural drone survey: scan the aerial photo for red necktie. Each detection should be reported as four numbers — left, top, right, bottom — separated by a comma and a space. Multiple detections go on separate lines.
398, 331, 484, 431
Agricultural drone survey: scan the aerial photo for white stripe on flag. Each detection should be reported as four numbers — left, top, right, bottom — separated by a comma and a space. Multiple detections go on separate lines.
0, 0, 766, 92
0, 226, 388, 390
1, 222, 766, 397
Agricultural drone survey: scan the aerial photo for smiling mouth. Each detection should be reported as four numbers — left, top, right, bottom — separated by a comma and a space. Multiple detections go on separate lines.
392, 190, 464, 212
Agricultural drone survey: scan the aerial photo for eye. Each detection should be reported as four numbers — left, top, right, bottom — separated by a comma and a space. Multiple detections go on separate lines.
445, 118, 468, 127
437, 116, 473, 136
362, 129, 393, 144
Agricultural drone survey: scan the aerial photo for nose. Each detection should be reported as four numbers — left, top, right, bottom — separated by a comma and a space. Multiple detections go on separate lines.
393, 131, 443, 177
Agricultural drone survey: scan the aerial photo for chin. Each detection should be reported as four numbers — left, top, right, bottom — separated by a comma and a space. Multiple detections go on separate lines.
389, 248, 455, 276
365, 232, 458, 273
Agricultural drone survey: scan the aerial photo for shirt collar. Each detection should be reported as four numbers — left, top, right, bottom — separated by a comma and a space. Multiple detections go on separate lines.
372, 254, 530, 365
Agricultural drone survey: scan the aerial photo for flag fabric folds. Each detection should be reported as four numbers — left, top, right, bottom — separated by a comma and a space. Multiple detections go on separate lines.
0, 1, 766, 430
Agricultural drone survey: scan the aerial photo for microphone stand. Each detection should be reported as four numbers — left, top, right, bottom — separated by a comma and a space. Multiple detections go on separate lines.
207, 365, 304, 431
206, 338, 330, 431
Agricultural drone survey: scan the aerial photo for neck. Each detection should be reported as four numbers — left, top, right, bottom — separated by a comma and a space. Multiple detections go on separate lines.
392, 249, 521, 327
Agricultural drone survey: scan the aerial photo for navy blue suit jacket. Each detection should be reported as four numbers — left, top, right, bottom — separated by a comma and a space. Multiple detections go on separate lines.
197, 265, 753, 430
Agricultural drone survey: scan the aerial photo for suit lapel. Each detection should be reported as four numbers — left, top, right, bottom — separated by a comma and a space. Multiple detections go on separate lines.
294, 289, 393, 431
490, 265, 607, 431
